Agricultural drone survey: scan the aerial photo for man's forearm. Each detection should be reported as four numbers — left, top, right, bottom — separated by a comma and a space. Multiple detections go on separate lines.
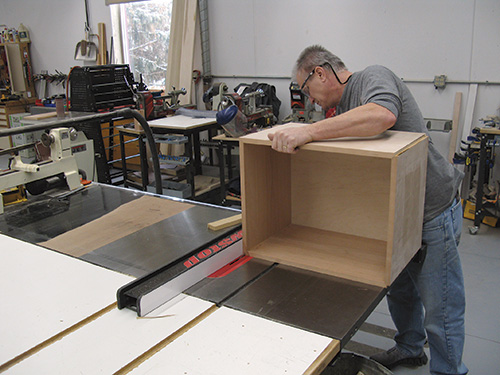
307, 103, 397, 140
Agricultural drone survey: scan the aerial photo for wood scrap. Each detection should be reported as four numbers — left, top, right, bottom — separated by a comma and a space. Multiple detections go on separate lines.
207, 214, 242, 231
448, 92, 462, 163
23, 112, 59, 120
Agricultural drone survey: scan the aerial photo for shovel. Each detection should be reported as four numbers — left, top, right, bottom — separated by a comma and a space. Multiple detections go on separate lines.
74, 0, 98, 61
74, 30, 98, 61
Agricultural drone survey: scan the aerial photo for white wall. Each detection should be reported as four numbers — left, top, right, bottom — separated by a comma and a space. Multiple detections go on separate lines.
0, 0, 112, 97
207, 0, 500, 156
1, 0, 499, 145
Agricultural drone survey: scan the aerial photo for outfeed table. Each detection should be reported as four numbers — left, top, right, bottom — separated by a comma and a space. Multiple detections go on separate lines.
0, 183, 341, 374
1, 235, 338, 375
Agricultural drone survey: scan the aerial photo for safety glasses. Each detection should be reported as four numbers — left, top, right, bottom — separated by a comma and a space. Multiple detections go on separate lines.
300, 62, 350, 97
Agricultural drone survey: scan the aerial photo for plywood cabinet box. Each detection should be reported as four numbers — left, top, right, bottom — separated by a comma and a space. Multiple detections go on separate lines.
239, 124, 428, 288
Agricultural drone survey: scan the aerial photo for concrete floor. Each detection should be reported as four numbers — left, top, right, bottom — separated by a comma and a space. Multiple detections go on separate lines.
344, 219, 500, 374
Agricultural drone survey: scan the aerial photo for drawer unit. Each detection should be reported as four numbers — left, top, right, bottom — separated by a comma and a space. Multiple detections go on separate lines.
0, 100, 34, 150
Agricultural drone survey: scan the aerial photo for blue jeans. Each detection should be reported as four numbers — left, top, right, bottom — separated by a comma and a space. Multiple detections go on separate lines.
387, 198, 468, 375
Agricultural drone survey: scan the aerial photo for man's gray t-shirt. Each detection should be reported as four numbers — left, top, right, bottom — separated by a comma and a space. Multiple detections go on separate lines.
336, 65, 463, 222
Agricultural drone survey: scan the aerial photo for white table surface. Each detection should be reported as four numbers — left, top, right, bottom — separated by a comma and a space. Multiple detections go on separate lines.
0, 234, 133, 366
148, 115, 217, 130
7, 294, 214, 374
129, 306, 338, 375
1, 234, 339, 374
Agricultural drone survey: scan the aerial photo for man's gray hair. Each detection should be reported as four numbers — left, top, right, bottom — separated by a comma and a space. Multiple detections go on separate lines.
293, 45, 347, 80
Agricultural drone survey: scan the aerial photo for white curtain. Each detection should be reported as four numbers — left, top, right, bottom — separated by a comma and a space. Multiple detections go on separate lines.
165, 0, 198, 106
107, 0, 198, 105
105, 0, 145, 5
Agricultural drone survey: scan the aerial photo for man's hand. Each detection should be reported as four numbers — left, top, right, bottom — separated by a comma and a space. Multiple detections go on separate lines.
267, 103, 396, 153
267, 126, 314, 153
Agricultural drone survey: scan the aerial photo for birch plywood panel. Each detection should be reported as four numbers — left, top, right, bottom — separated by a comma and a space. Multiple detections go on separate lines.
291, 150, 391, 241
242, 124, 426, 157
248, 225, 387, 286
240, 143, 291, 252
387, 138, 428, 284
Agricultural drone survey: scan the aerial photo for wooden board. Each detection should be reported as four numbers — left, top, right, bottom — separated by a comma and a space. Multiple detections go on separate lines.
240, 143, 291, 252
479, 127, 500, 135
291, 150, 391, 241
387, 137, 428, 284
165, 0, 197, 106
207, 213, 242, 231
148, 115, 216, 130
39, 195, 194, 257
22, 112, 64, 120
248, 225, 387, 287
213, 133, 239, 142
207, 214, 241, 230
127, 306, 340, 375
241, 124, 427, 157
4, 43, 26, 93
0, 235, 133, 367
461, 84, 478, 144
98, 23, 107, 65
448, 92, 462, 163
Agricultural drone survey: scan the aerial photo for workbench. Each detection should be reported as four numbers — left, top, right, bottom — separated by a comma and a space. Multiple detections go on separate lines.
1, 182, 387, 374
469, 127, 500, 234
148, 115, 220, 198
118, 127, 151, 191
213, 133, 240, 204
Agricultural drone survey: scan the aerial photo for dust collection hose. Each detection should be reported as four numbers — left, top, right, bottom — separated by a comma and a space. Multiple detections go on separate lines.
0, 109, 163, 195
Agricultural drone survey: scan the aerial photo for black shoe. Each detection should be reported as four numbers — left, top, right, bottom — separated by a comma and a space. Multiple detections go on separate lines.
370, 346, 428, 369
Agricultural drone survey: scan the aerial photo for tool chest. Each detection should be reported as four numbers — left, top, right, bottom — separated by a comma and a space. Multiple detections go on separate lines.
69, 64, 135, 112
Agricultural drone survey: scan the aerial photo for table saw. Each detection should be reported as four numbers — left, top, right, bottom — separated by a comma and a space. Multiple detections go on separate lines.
0, 109, 413, 374
0, 181, 386, 374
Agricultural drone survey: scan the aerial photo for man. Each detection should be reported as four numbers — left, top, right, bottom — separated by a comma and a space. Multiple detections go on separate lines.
269, 45, 468, 375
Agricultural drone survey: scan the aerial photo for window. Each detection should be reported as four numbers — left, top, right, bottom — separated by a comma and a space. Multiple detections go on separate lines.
112, 0, 173, 90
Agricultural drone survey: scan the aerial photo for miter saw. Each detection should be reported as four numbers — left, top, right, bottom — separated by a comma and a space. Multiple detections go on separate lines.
135, 86, 191, 120
286, 82, 325, 123
205, 82, 276, 137
0, 127, 89, 214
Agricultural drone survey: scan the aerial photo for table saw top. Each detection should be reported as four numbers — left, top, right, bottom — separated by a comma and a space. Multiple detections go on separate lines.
0, 183, 240, 277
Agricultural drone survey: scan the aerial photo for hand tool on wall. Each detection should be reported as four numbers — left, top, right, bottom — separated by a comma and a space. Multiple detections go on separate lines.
74, 0, 98, 61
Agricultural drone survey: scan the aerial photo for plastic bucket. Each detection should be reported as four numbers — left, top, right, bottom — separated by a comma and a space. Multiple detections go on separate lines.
323, 353, 393, 375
